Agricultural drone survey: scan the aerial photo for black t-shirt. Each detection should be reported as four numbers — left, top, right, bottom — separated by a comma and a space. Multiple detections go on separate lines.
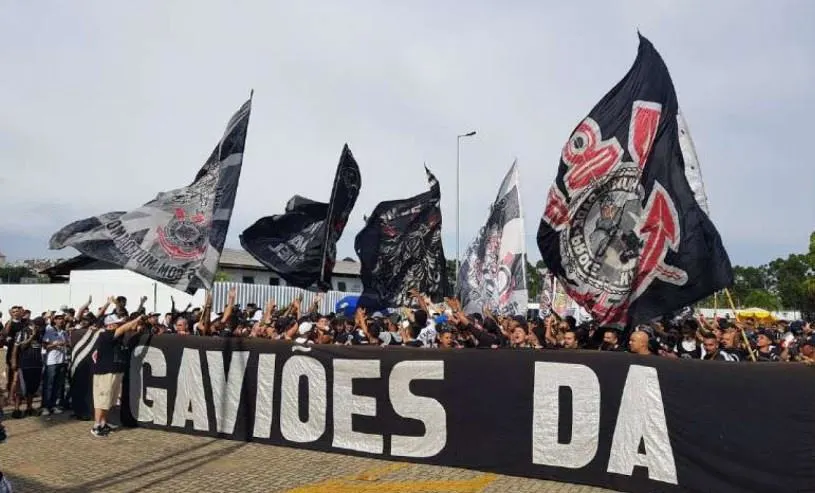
93, 329, 128, 375
4, 320, 24, 364
14, 326, 43, 369
755, 346, 780, 362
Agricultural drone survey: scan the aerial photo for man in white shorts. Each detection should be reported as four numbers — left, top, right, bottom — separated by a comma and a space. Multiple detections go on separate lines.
91, 313, 144, 437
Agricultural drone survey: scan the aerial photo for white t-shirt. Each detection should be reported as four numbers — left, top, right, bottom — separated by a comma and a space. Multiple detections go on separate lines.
42, 326, 69, 366
416, 323, 438, 348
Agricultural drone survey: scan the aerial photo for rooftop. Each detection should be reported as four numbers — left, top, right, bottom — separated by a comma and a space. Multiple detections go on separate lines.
43, 247, 361, 278
219, 248, 360, 276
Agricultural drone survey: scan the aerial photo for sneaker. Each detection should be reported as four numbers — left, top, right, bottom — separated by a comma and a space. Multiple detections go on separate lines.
91, 425, 109, 438
10, 410, 22, 420
25, 408, 36, 417
40, 408, 50, 417
101, 423, 116, 434
52, 407, 64, 415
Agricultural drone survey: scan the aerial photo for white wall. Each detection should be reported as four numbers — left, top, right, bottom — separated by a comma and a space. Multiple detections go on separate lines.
0, 270, 357, 317
0, 283, 70, 316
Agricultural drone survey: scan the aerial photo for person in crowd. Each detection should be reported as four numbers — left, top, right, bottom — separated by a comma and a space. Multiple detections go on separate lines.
561, 330, 580, 349
701, 333, 729, 361
91, 313, 145, 437
676, 320, 702, 359
10, 317, 45, 418
3, 306, 25, 396
628, 330, 652, 356
754, 329, 780, 362
41, 312, 70, 415
600, 326, 624, 351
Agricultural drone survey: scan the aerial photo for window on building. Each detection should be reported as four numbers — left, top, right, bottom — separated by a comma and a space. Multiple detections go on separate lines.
337, 281, 347, 291
269, 277, 280, 286
242, 276, 255, 284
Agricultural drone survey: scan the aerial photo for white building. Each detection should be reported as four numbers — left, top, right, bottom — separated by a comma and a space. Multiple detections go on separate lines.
43, 247, 363, 293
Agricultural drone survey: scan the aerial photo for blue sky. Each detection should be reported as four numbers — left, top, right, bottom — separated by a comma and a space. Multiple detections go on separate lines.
1, 1, 814, 267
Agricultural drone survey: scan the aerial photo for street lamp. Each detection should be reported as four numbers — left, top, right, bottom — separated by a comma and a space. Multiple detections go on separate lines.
456, 130, 477, 291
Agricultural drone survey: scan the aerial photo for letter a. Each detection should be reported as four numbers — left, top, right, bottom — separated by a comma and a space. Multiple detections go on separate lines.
607, 365, 677, 485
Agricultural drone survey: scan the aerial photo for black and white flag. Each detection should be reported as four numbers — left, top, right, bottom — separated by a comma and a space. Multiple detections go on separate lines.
457, 161, 527, 315
536, 35, 732, 325
355, 167, 447, 310
240, 144, 361, 290
50, 98, 252, 294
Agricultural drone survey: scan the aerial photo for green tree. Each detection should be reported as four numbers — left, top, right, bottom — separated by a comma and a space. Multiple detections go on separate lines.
742, 289, 781, 310
213, 270, 231, 282
525, 255, 541, 300
0, 266, 36, 284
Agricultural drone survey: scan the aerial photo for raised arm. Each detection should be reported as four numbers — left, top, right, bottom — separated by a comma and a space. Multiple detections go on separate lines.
114, 315, 147, 338
96, 296, 114, 318
221, 287, 237, 325
76, 295, 92, 319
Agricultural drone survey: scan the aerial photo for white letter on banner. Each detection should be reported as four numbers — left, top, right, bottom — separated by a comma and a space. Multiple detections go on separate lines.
130, 345, 168, 425
171, 348, 210, 431
607, 365, 677, 485
280, 356, 326, 443
532, 362, 600, 468
206, 350, 249, 435
252, 354, 277, 439
389, 360, 446, 458
332, 359, 383, 454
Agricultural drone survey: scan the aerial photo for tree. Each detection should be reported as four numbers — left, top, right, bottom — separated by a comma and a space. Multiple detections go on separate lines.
0, 266, 36, 284
525, 256, 541, 300
214, 271, 231, 283
742, 289, 781, 311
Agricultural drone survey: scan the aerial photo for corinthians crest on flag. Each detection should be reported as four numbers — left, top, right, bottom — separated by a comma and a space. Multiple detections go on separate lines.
457, 161, 527, 316
536, 35, 733, 325
49, 97, 252, 294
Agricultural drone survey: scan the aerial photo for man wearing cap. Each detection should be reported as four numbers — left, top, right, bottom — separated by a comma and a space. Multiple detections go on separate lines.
41, 312, 70, 415
91, 313, 144, 437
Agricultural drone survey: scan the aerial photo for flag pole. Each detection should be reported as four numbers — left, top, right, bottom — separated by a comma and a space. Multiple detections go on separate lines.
723, 288, 756, 362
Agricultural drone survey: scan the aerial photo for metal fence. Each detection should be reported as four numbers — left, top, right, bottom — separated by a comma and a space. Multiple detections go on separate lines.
211, 283, 355, 314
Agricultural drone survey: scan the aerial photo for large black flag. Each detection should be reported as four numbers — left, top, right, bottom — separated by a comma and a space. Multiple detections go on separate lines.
50, 98, 252, 294
537, 34, 733, 325
355, 167, 447, 310
240, 145, 361, 290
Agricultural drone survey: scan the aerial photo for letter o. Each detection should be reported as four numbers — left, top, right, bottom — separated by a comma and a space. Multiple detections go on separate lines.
280, 356, 327, 443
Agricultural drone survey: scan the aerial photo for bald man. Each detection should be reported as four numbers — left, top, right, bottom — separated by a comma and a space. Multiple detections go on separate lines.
629, 331, 652, 355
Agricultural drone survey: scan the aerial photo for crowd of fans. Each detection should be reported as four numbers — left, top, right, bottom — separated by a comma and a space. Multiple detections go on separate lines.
1, 288, 813, 440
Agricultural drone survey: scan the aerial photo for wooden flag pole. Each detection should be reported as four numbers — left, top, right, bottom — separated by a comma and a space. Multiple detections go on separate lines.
723, 288, 757, 362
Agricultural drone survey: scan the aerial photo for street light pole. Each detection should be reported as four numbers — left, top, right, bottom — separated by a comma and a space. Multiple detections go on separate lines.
456, 131, 476, 292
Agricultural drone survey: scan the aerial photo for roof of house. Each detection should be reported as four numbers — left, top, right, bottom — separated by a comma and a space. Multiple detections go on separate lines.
43, 247, 361, 277
219, 248, 360, 276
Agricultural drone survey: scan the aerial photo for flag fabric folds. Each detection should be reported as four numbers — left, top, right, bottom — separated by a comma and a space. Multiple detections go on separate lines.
456, 161, 528, 316
536, 34, 733, 325
49, 98, 252, 294
355, 167, 447, 310
240, 145, 361, 290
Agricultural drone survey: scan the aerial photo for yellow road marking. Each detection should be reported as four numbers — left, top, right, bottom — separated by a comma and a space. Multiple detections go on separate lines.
286, 463, 498, 493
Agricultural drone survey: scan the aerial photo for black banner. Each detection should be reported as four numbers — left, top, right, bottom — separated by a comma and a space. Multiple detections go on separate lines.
537, 35, 733, 325
240, 144, 361, 290
355, 166, 447, 310
121, 334, 815, 493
